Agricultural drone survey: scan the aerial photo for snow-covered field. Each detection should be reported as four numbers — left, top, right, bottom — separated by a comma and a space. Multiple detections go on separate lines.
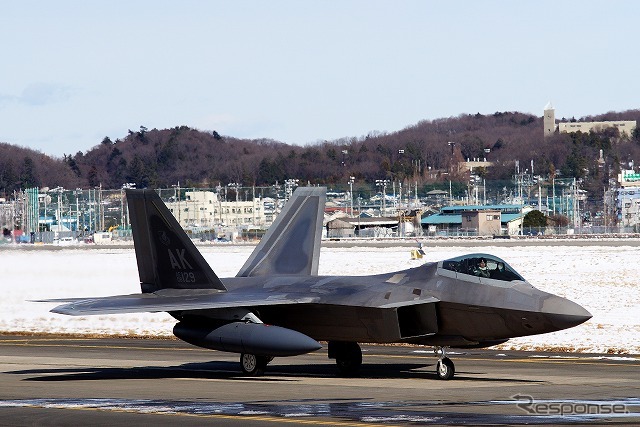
1, 243, 638, 354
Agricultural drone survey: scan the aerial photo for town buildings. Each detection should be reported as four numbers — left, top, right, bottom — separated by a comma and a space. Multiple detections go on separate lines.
164, 190, 267, 229
617, 170, 640, 228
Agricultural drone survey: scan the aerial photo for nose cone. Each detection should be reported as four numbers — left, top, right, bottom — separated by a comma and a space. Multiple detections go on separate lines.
541, 295, 592, 331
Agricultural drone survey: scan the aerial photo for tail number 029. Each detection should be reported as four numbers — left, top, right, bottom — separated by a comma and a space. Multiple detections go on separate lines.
176, 271, 196, 283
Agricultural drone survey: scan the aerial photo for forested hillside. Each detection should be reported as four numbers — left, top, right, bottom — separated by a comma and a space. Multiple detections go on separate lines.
1, 110, 640, 196
0, 142, 84, 193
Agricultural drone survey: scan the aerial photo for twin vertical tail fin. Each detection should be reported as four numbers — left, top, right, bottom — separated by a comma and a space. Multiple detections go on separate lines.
236, 187, 326, 277
126, 189, 227, 293
126, 186, 326, 290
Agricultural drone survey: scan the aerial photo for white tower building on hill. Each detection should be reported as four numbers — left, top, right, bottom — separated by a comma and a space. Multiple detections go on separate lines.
544, 101, 555, 137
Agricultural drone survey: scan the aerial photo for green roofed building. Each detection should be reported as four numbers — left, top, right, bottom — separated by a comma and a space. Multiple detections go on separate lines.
421, 205, 531, 236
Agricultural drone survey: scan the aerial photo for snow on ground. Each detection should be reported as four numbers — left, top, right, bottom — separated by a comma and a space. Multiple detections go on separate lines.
1, 243, 638, 354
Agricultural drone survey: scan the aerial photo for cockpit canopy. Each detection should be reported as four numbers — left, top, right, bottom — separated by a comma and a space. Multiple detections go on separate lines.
441, 253, 524, 282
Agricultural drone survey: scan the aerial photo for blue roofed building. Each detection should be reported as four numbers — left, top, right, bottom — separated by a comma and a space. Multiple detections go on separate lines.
421, 205, 532, 236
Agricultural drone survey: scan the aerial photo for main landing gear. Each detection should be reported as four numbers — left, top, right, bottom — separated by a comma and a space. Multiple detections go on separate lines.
240, 353, 272, 376
434, 346, 455, 380
328, 341, 362, 376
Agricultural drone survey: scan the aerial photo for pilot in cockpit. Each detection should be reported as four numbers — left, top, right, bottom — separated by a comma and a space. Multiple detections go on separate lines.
474, 258, 490, 278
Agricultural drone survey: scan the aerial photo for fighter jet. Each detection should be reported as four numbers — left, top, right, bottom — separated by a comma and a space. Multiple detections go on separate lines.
44, 187, 591, 380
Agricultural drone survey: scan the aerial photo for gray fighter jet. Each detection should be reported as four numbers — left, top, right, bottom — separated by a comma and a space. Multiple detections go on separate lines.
45, 187, 591, 379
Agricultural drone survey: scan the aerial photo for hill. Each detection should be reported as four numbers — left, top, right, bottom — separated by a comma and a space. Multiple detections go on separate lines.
1, 110, 640, 198
0, 142, 84, 194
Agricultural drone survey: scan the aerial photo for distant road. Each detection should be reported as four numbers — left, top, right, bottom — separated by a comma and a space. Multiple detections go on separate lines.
2, 236, 640, 251
324, 236, 640, 248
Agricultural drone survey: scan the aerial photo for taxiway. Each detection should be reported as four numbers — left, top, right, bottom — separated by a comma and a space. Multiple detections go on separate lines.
0, 335, 638, 426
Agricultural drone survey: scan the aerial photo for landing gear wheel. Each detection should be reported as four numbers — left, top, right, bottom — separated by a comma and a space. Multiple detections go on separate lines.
329, 341, 362, 377
436, 357, 455, 380
240, 353, 270, 376
336, 355, 362, 377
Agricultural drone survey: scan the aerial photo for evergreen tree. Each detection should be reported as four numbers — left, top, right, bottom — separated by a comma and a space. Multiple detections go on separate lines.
523, 210, 547, 227
20, 157, 38, 188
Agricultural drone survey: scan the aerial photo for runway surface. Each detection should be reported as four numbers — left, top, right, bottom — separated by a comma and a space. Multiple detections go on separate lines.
0, 334, 638, 426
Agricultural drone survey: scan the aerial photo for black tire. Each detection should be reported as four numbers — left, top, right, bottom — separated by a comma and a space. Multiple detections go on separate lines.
436, 357, 455, 380
240, 353, 270, 376
335, 342, 362, 377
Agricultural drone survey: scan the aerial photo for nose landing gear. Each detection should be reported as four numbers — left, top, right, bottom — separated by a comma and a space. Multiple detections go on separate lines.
435, 347, 455, 380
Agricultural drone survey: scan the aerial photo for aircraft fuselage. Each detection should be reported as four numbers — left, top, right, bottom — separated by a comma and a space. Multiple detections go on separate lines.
176, 257, 590, 349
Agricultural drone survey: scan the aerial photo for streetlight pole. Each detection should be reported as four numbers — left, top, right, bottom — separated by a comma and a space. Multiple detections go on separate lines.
43, 190, 48, 232
224, 184, 229, 225
552, 177, 556, 215
228, 183, 241, 226
75, 188, 80, 234
170, 183, 183, 226
349, 176, 355, 217
49, 186, 64, 233
121, 183, 136, 229
99, 184, 104, 232
88, 189, 93, 232
375, 179, 389, 216
215, 184, 222, 225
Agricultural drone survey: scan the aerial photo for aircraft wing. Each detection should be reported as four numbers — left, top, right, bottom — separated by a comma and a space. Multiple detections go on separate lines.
40, 289, 321, 316
40, 287, 440, 316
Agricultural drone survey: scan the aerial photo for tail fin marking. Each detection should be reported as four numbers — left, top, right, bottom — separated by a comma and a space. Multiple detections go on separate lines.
127, 189, 226, 293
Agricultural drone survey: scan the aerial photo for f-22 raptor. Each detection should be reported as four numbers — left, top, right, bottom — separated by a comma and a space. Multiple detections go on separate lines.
47, 187, 591, 380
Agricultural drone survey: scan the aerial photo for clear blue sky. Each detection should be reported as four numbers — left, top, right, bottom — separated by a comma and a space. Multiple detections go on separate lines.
1, 1, 638, 157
